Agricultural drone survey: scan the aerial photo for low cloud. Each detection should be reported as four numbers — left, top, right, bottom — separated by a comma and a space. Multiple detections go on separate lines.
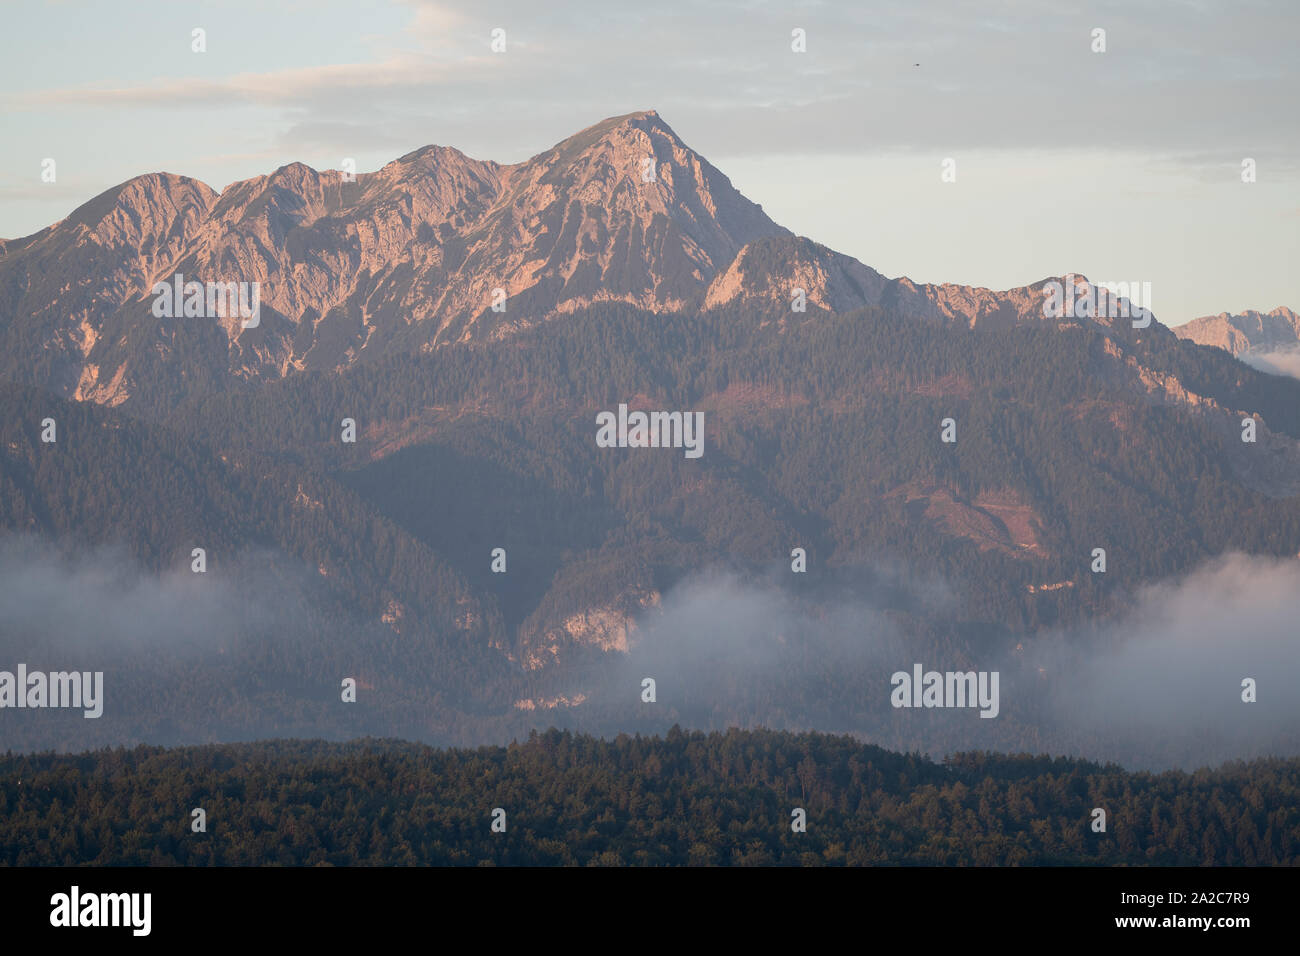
4, 532, 1297, 771
0, 536, 263, 657
0, 535, 423, 751
1239, 347, 1300, 381
574, 554, 1300, 771
1027, 553, 1300, 770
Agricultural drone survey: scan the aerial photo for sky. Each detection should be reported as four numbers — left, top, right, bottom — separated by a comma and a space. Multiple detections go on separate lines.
1, 0, 1296, 325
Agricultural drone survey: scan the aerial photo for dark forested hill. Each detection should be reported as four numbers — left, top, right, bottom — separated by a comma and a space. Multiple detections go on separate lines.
169, 298, 1300, 682
0, 381, 521, 751
2, 728, 1296, 866
4, 296, 1300, 765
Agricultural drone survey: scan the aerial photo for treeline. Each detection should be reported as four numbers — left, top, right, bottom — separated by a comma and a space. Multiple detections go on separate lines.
2, 728, 1297, 866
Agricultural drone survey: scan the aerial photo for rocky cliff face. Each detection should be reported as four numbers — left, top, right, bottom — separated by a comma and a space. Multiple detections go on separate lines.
0, 111, 791, 411
705, 239, 1166, 337
0, 109, 1263, 418
1173, 307, 1300, 355
0, 174, 218, 402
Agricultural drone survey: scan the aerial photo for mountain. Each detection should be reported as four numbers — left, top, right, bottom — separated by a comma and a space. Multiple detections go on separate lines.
4, 112, 1300, 765
3, 111, 1173, 420
0, 173, 218, 403
1174, 308, 1300, 381
9, 293, 1300, 760
1174, 307, 1300, 356
0, 111, 789, 415
704, 235, 1170, 347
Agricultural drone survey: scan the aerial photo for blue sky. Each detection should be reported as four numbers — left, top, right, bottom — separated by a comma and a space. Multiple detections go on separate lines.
1, 0, 1296, 324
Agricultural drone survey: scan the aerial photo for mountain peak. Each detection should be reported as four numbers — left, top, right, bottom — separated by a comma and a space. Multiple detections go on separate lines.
413, 109, 786, 331
528, 109, 678, 168
64, 172, 216, 235
268, 161, 320, 184
602, 108, 661, 124
10, 110, 1163, 409
1175, 306, 1300, 356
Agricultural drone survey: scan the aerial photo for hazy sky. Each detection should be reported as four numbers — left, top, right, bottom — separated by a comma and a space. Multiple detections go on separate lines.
1, 0, 1296, 325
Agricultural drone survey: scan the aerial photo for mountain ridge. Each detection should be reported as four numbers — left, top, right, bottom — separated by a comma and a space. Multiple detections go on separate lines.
1173, 306, 1300, 356
0, 110, 1199, 417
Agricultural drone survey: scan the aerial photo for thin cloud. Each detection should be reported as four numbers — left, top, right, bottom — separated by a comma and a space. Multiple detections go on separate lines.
4, 0, 1296, 159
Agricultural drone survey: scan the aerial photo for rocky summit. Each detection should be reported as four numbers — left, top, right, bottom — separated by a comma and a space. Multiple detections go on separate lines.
0, 111, 1204, 417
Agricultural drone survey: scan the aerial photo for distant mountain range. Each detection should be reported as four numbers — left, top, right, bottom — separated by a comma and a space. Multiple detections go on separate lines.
3, 112, 1299, 766
2, 109, 1200, 416
1174, 307, 1300, 356
1174, 307, 1300, 381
